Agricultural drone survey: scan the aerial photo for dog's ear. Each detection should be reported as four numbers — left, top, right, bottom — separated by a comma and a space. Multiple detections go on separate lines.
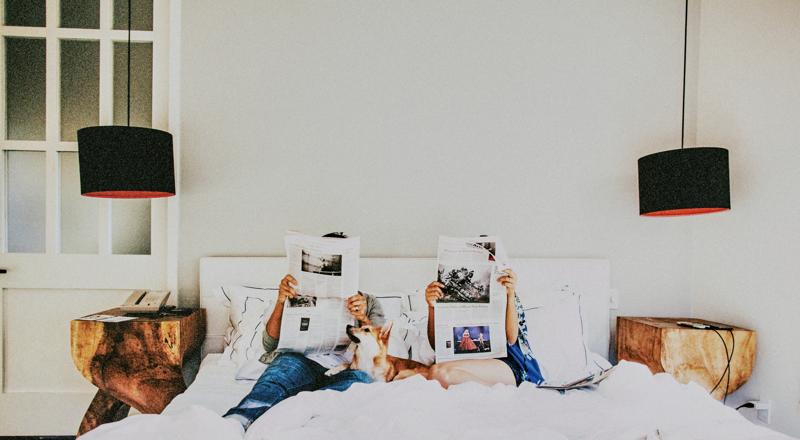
379, 320, 393, 342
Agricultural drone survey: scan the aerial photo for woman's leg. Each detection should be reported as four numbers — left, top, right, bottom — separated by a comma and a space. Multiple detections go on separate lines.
223, 352, 325, 429
429, 359, 516, 388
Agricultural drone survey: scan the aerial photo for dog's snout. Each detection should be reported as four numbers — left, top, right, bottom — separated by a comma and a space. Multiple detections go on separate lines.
346, 324, 360, 344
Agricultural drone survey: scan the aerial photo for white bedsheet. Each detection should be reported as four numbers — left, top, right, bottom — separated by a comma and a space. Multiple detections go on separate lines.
81, 359, 793, 440
163, 354, 252, 416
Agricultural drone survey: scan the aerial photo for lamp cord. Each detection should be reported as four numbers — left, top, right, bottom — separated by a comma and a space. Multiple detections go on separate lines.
127, 0, 131, 127
709, 329, 735, 404
680, 0, 688, 149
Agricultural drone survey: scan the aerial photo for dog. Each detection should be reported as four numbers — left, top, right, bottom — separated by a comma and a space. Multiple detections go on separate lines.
325, 321, 430, 382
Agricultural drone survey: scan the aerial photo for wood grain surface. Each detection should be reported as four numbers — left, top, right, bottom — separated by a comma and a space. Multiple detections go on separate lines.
70, 309, 205, 436
617, 317, 755, 400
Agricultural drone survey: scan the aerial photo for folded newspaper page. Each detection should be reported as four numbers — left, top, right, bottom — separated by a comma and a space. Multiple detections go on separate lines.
537, 366, 616, 390
276, 233, 359, 368
434, 236, 509, 362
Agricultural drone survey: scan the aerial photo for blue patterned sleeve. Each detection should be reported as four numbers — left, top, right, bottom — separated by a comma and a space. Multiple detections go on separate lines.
508, 293, 544, 384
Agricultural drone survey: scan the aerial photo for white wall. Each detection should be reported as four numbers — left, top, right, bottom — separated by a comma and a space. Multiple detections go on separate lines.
691, 0, 800, 435
179, 1, 695, 335
179, 0, 800, 435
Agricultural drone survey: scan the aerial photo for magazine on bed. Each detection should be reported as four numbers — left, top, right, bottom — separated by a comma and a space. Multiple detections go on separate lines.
537, 365, 616, 390
276, 233, 359, 368
433, 236, 509, 362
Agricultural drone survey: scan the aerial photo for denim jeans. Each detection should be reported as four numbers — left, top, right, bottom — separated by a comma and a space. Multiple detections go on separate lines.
223, 352, 372, 429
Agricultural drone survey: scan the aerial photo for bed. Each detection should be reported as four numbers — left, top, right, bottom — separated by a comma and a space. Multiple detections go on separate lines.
80, 257, 793, 440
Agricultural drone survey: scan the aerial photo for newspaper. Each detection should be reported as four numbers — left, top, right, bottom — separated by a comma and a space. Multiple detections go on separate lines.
434, 236, 509, 362
537, 366, 616, 390
79, 314, 137, 323
276, 233, 359, 368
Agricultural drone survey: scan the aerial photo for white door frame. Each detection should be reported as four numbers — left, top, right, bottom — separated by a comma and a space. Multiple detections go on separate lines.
0, 0, 181, 434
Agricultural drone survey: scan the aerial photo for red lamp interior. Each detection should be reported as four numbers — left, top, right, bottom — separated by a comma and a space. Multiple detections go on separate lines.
641, 207, 729, 217
83, 190, 175, 199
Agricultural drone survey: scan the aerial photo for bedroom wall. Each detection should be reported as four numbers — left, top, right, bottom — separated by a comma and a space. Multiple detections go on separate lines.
178, 1, 695, 345
690, 0, 800, 435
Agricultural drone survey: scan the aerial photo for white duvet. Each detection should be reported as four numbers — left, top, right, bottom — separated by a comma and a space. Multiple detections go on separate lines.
81, 361, 791, 440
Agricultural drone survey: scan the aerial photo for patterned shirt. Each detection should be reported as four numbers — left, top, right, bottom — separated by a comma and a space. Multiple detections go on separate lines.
506, 294, 544, 384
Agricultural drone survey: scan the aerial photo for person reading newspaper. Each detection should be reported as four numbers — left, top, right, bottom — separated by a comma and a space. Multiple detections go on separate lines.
223, 233, 385, 432
426, 263, 544, 388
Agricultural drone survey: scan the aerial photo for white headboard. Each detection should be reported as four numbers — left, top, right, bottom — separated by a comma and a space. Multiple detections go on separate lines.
199, 257, 611, 358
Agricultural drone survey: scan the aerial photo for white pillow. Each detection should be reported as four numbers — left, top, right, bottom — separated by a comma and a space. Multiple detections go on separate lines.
221, 285, 277, 366
524, 293, 591, 385
407, 290, 427, 313
384, 310, 435, 365
372, 293, 408, 323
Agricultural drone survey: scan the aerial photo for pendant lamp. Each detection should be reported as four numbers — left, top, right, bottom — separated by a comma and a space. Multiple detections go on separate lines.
77, 0, 175, 198
637, 0, 729, 217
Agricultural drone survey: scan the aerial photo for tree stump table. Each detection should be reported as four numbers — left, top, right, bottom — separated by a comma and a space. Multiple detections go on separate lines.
70, 308, 205, 436
616, 317, 756, 400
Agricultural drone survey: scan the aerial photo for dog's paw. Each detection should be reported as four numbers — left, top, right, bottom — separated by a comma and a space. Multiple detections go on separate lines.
324, 366, 344, 376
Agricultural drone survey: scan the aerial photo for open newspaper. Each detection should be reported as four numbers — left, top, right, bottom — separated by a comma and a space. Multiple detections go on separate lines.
276, 233, 359, 368
434, 236, 509, 362
537, 365, 616, 391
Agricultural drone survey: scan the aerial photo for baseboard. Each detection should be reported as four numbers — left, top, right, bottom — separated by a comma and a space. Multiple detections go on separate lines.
0, 437, 75, 440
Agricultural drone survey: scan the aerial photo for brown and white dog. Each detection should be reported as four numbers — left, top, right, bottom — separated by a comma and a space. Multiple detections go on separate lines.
325, 321, 430, 382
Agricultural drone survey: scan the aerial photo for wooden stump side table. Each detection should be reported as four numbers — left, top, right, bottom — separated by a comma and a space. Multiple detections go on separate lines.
70, 308, 205, 436
616, 317, 756, 400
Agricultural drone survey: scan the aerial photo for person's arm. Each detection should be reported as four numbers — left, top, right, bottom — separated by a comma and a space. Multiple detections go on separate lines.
425, 281, 444, 349
346, 292, 385, 326
498, 269, 519, 344
361, 293, 386, 327
265, 274, 298, 344
427, 306, 436, 349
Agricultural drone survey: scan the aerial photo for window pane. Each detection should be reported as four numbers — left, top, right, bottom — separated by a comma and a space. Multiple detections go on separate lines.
60, 152, 98, 254
113, 0, 152, 31
6, 38, 46, 140
60, 0, 100, 29
113, 42, 152, 127
61, 40, 100, 141
112, 200, 150, 255
7, 151, 46, 253
5, 0, 45, 27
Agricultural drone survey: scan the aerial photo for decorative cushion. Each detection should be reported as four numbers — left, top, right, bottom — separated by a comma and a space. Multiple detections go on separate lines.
220, 285, 278, 366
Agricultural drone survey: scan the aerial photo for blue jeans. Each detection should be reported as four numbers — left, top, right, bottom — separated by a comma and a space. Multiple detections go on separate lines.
223, 352, 372, 429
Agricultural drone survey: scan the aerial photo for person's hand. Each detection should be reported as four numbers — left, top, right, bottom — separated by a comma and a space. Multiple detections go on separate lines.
347, 293, 368, 323
425, 281, 444, 308
277, 274, 298, 304
497, 268, 517, 298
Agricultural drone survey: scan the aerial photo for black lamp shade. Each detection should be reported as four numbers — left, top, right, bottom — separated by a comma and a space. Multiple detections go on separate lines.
77, 126, 175, 198
638, 147, 730, 217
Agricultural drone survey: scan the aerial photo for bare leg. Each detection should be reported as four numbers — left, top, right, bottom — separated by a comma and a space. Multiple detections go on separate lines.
429, 359, 516, 388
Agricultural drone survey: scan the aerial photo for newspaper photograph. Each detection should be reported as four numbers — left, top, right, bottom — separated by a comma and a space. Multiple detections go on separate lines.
434, 236, 509, 362
277, 233, 360, 368
286, 232, 359, 299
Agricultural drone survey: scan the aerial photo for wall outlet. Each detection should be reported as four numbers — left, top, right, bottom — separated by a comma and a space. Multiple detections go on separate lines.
750, 400, 772, 424
609, 288, 620, 309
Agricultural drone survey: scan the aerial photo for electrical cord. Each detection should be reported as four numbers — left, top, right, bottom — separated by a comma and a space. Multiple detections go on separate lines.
127, 0, 132, 127
708, 328, 735, 404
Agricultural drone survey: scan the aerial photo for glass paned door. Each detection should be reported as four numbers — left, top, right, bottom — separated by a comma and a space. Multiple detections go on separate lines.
0, 1, 173, 434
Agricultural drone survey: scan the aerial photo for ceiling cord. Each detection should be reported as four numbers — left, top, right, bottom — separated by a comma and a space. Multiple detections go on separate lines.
127, 0, 132, 127
680, 0, 688, 149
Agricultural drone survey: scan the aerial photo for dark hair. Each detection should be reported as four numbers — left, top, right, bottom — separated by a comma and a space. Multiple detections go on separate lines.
322, 232, 348, 239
